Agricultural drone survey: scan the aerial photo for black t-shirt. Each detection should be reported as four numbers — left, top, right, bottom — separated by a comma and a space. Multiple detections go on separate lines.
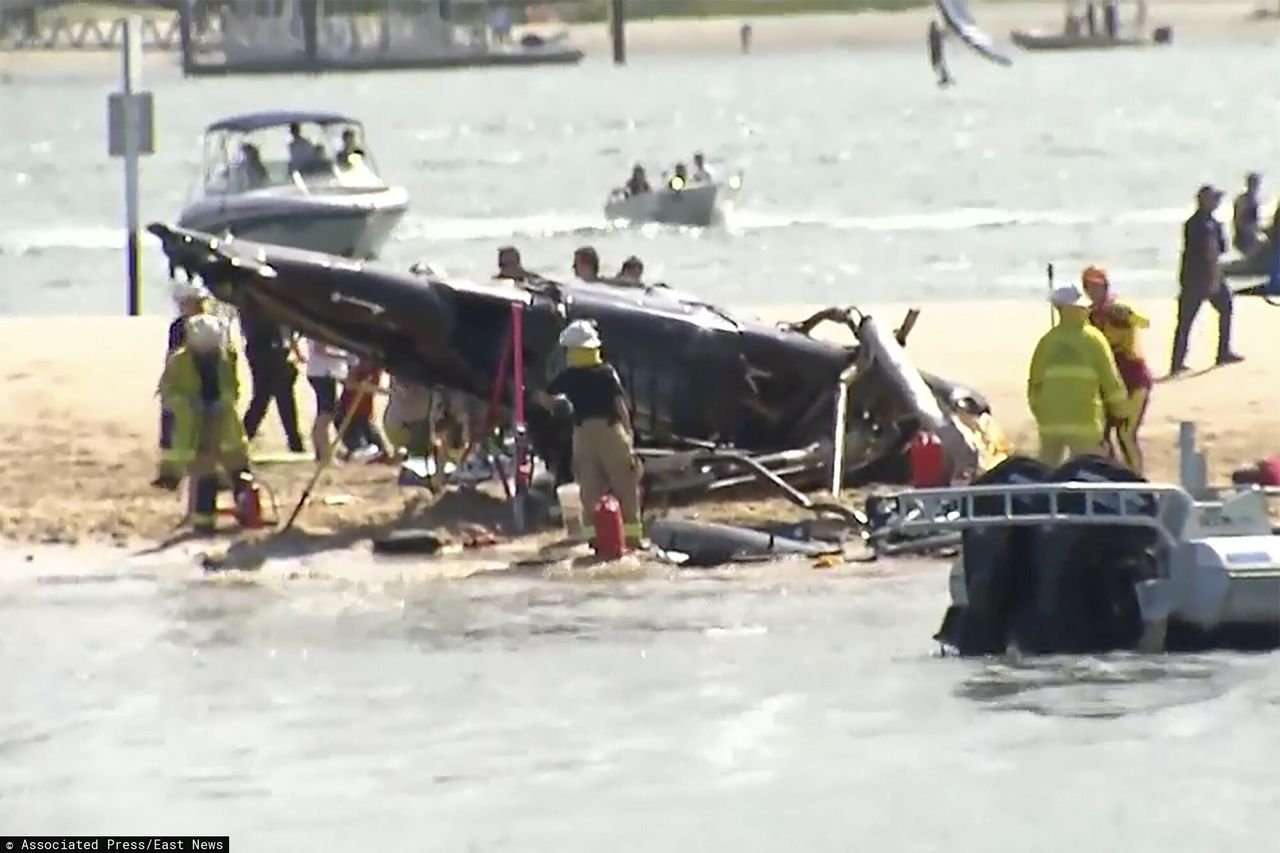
240, 309, 285, 355
546, 364, 625, 425
1179, 209, 1224, 291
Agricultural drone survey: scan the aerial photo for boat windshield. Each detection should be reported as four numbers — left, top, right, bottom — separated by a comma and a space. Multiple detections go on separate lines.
199, 120, 388, 196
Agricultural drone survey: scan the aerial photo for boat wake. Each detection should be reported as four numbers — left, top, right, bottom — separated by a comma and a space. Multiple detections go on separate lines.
1, 205, 1194, 258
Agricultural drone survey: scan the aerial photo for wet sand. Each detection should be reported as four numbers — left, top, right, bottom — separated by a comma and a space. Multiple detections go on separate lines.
1, 294, 1275, 549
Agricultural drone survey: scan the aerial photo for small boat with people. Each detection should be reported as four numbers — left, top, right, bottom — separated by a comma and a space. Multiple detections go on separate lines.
604, 154, 743, 228
177, 109, 410, 260
1009, 0, 1173, 50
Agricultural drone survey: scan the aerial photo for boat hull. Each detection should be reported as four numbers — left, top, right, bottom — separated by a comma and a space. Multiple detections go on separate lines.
1009, 29, 1161, 50
177, 187, 408, 259
604, 181, 739, 228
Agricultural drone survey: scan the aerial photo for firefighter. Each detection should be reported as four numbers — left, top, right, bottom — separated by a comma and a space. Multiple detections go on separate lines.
1082, 265, 1153, 474
152, 280, 212, 489
536, 320, 644, 547
1027, 285, 1129, 467
158, 314, 254, 535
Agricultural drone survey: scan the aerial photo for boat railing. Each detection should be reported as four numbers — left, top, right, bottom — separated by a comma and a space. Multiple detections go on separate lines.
866, 481, 1195, 550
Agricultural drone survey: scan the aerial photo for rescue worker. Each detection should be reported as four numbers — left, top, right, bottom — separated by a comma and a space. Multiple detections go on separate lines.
153, 280, 212, 489
1082, 265, 1153, 474
536, 320, 644, 548
158, 314, 254, 535
1027, 284, 1129, 467
240, 306, 306, 453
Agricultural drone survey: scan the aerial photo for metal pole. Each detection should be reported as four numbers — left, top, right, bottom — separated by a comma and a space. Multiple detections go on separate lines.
609, 0, 626, 65
122, 16, 142, 316
511, 303, 527, 532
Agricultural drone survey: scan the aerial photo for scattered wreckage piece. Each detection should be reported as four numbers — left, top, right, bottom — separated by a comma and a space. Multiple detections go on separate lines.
646, 518, 842, 568
146, 223, 1005, 519
867, 455, 1280, 656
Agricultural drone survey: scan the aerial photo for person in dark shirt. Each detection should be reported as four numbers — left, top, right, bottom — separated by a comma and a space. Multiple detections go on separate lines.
536, 320, 643, 548
625, 164, 650, 197
572, 246, 601, 283
495, 245, 532, 281
927, 20, 953, 87
1170, 184, 1243, 375
239, 307, 306, 453
1232, 172, 1261, 255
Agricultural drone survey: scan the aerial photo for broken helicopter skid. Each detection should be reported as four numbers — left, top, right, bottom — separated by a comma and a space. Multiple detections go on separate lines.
866, 455, 1280, 656
147, 222, 997, 530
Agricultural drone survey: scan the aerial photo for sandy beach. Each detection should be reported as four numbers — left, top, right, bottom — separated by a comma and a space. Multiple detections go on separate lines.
1, 1, 1277, 79
1, 294, 1275, 549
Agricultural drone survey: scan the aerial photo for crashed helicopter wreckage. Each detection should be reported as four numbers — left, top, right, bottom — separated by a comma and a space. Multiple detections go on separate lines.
146, 223, 1010, 519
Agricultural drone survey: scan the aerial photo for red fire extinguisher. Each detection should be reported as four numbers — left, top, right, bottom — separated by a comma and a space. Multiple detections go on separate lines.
233, 472, 265, 529
592, 494, 626, 560
908, 431, 949, 487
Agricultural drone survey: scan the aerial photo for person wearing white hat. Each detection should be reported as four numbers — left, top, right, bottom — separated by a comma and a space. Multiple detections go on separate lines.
536, 319, 643, 547
152, 280, 213, 489
157, 314, 253, 534
1027, 284, 1129, 467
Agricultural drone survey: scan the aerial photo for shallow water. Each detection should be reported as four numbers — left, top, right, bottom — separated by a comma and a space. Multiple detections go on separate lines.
2, 41, 1280, 847
2, 548, 1278, 849
2, 42, 1279, 314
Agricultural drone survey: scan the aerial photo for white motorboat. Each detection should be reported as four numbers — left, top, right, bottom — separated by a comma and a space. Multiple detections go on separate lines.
604, 173, 743, 228
177, 110, 409, 259
867, 455, 1280, 655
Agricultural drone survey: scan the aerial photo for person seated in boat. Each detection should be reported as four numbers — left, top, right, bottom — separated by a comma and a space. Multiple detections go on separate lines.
616, 256, 644, 285
286, 122, 326, 175
624, 164, 651, 197
573, 246, 601, 283
667, 163, 689, 191
335, 129, 366, 170
237, 142, 269, 189
691, 152, 715, 184
495, 245, 533, 282
1232, 172, 1262, 256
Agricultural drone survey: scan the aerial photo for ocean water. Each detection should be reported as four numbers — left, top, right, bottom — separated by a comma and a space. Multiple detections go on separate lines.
1, 41, 1278, 314
1, 41, 1279, 849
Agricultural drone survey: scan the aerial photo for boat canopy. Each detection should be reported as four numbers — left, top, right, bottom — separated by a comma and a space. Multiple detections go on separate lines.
205, 110, 362, 134
192, 111, 387, 200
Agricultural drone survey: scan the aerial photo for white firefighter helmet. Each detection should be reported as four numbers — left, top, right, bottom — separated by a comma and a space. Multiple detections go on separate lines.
185, 314, 225, 352
558, 319, 601, 349
172, 279, 210, 305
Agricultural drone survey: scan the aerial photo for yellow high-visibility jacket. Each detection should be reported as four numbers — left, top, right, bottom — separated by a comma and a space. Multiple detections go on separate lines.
159, 345, 248, 469
1027, 315, 1128, 440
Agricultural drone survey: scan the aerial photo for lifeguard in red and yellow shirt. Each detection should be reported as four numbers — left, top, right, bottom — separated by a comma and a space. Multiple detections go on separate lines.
1081, 265, 1153, 475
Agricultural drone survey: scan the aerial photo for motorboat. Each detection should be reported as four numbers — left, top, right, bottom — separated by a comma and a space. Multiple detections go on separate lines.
1009, 22, 1174, 50
867, 455, 1280, 656
177, 110, 409, 259
604, 173, 743, 228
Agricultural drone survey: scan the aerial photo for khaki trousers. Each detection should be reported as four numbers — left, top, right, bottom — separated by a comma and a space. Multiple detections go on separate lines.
573, 418, 642, 540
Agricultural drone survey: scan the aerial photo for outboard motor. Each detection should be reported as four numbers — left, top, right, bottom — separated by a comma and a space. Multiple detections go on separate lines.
1014, 455, 1156, 654
934, 455, 1054, 655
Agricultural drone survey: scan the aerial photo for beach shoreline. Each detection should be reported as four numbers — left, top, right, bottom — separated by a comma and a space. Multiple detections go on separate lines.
2, 294, 1276, 553
1, 1, 1277, 79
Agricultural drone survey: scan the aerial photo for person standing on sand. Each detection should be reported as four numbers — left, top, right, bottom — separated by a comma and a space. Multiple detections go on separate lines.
1027, 284, 1129, 467
303, 337, 348, 461
1169, 184, 1244, 375
240, 307, 306, 454
153, 280, 212, 489
536, 320, 644, 548
1082, 265, 1153, 474
157, 314, 255, 535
